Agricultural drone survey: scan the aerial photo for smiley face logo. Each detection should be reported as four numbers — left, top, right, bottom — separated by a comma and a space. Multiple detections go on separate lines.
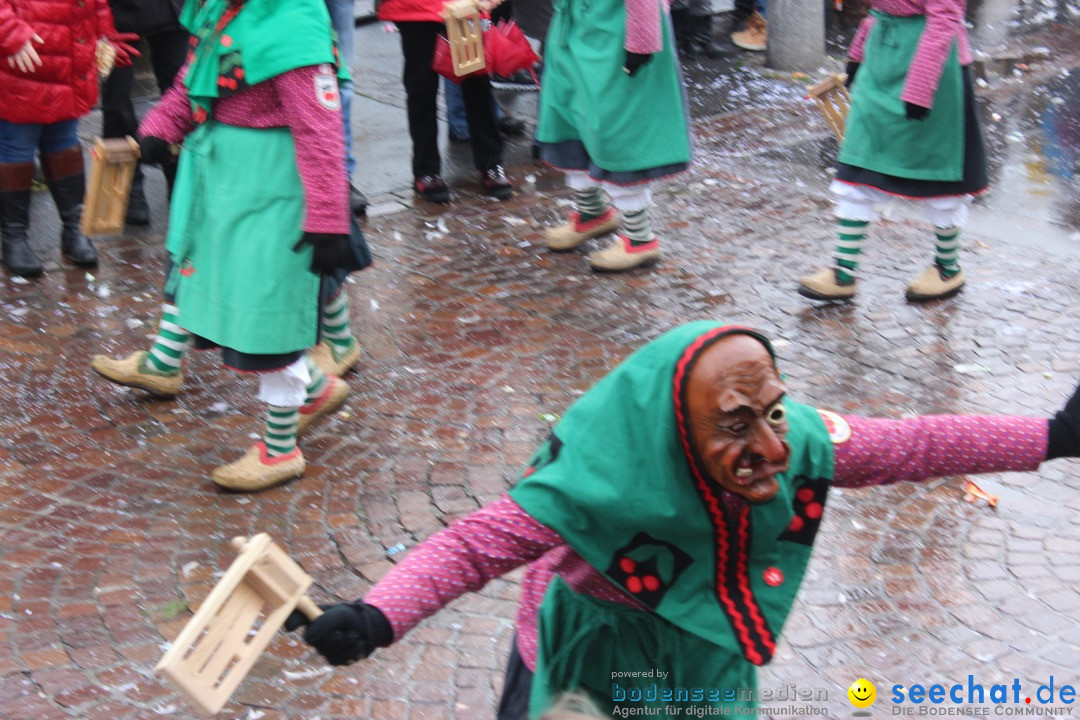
848, 678, 876, 708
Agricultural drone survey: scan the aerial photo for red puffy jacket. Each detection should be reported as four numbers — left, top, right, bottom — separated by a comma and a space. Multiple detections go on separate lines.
378, 0, 446, 24
0, 0, 117, 124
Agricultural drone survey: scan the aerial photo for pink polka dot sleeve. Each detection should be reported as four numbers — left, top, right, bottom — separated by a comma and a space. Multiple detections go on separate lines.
625, 0, 663, 55
847, 15, 875, 63
364, 495, 564, 642
139, 67, 197, 144
834, 414, 1049, 488
270, 66, 350, 234
899, 0, 970, 108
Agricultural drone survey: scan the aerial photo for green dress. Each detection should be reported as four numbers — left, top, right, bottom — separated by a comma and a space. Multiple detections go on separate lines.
838, 10, 965, 182
164, 0, 349, 359
536, 0, 691, 182
510, 322, 838, 717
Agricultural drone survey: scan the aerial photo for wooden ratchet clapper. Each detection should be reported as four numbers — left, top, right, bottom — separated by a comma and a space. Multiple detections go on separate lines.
806, 73, 852, 142
81, 136, 140, 237
155, 534, 323, 716
443, 0, 485, 76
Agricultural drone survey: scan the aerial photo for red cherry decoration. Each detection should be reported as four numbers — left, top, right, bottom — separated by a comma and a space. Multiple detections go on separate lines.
619, 557, 636, 574
627, 576, 642, 594
643, 576, 660, 592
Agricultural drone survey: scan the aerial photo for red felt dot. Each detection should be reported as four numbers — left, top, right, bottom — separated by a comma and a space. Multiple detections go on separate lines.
619, 557, 636, 574
805, 502, 823, 519
796, 488, 814, 502
626, 576, 642, 594
235, 67, 244, 79
643, 576, 660, 592
763, 567, 784, 586
788, 516, 804, 532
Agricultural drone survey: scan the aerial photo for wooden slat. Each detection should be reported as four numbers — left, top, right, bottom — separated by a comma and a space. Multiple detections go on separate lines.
155, 534, 324, 716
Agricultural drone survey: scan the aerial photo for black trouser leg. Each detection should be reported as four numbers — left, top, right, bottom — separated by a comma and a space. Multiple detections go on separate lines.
461, 75, 504, 171
495, 638, 533, 720
396, 21, 443, 179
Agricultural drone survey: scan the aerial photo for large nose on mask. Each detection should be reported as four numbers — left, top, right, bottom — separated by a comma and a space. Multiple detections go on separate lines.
750, 418, 787, 462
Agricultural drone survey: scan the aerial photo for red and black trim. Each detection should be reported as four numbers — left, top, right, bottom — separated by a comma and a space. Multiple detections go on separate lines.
672, 325, 778, 666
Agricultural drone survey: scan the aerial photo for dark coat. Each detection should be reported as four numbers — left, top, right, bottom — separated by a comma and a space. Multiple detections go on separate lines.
107, 0, 183, 35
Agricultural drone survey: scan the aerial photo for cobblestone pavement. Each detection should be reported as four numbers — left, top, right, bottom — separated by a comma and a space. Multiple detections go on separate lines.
4, 23, 1080, 720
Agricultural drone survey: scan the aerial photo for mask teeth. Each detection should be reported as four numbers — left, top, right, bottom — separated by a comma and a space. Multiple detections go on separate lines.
735, 467, 752, 478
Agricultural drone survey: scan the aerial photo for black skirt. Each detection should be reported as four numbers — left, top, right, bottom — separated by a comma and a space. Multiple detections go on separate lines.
836, 66, 988, 197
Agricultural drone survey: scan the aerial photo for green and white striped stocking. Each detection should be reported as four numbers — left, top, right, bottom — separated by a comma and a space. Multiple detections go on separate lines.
321, 291, 356, 360
264, 405, 299, 456
304, 354, 329, 406
574, 186, 608, 223
623, 208, 653, 246
834, 218, 869, 284
934, 226, 961, 278
143, 303, 190, 374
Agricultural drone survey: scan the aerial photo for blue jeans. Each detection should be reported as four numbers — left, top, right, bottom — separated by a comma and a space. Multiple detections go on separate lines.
326, 0, 357, 179
443, 77, 504, 140
0, 119, 80, 163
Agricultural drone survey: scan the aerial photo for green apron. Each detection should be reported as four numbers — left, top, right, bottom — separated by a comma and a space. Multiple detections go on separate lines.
166, 122, 319, 354
530, 577, 756, 717
536, 0, 690, 172
838, 10, 965, 181
511, 322, 837, 717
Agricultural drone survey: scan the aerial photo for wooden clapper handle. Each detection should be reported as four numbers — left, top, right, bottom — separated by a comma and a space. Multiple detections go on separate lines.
294, 595, 324, 621
226, 536, 324, 622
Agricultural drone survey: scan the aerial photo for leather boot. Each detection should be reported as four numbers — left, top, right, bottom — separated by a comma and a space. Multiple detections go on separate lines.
685, 13, 715, 60
0, 162, 43, 277
41, 146, 97, 266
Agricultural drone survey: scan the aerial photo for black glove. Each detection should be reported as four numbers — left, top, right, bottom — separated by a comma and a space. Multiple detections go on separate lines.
284, 601, 393, 666
138, 135, 174, 165
844, 60, 860, 88
623, 51, 653, 77
293, 231, 354, 274
905, 102, 930, 121
1047, 382, 1080, 459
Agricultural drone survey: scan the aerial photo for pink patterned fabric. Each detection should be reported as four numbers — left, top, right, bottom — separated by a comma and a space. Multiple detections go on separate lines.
625, 0, 666, 54
364, 413, 1049, 671
833, 414, 1046, 487
140, 65, 349, 234
847, 0, 972, 109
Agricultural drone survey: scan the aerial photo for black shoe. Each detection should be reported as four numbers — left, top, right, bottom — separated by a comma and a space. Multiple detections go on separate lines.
125, 180, 151, 226
490, 69, 539, 91
481, 165, 513, 200
414, 175, 450, 204
497, 115, 527, 137
350, 184, 368, 216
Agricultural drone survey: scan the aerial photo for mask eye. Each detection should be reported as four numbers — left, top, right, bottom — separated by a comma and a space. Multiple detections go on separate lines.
766, 403, 786, 427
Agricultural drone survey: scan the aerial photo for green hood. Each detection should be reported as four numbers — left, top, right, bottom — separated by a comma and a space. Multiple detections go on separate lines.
510, 321, 836, 665
180, 0, 347, 115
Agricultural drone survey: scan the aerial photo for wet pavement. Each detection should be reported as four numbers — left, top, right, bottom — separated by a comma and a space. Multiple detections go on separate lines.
4, 17, 1080, 720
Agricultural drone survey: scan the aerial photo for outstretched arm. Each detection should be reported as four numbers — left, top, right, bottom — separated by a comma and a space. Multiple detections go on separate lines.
833, 413, 1047, 488
289, 495, 564, 664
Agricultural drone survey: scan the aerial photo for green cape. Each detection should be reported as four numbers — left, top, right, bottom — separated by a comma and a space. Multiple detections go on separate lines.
511, 321, 836, 666
180, 0, 348, 115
